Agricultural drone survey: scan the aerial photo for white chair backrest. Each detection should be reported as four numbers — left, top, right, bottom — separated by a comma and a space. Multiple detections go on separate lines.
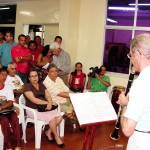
19, 94, 26, 106
107, 86, 113, 100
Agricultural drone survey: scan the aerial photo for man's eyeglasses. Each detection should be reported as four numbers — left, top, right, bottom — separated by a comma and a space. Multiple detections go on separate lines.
49, 70, 58, 73
127, 53, 132, 59
127, 49, 142, 59
10, 68, 16, 70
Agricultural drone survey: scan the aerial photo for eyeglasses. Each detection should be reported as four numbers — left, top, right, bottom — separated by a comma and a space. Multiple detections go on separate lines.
10, 67, 16, 70
29, 75, 38, 78
127, 49, 142, 59
127, 53, 132, 59
49, 70, 58, 73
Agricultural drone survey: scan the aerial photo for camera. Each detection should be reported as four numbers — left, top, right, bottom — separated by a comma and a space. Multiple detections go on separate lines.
88, 66, 101, 78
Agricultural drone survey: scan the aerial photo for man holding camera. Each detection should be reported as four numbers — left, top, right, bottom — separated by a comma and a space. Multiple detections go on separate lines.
86, 65, 111, 92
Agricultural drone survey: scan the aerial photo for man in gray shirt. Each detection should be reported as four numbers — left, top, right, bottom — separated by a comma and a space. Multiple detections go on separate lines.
50, 42, 71, 86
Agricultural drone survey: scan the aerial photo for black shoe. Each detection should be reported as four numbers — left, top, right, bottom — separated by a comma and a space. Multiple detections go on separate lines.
44, 132, 55, 143
49, 139, 55, 143
57, 143, 65, 148
80, 127, 86, 132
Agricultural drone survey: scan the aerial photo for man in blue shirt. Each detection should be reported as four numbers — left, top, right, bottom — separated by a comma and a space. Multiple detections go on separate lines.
0, 32, 5, 44
0, 31, 17, 67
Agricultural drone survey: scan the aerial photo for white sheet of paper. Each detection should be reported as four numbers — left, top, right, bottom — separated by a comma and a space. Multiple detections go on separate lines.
42, 63, 49, 69
69, 92, 117, 126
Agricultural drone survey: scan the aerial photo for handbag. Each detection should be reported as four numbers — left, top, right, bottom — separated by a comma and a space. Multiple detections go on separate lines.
69, 86, 82, 93
0, 100, 14, 114
37, 104, 58, 112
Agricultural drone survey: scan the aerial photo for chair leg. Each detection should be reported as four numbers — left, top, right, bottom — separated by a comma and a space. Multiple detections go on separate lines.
42, 125, 45, 131
35, 123, 43, 149
21, 121, 27, 143
73, 124, 76, 129
59, 119, 65, 137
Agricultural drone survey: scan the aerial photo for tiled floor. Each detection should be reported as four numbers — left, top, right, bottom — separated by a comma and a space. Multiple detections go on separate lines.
19, 122, 128, 150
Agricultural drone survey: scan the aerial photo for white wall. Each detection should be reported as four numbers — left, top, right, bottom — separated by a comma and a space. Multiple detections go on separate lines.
59, 0, 129, 88
2, 0, 129, 89
15, 0, 60, 41
44, 24, 59, 45
59, 0, 80, 68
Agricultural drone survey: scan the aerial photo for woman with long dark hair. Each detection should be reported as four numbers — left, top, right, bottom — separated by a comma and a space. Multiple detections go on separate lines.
37, 45, 53, 67
69, 62, 86, 92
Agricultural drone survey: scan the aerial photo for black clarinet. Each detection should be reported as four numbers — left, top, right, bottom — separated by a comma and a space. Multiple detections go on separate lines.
110, 66, 135, 140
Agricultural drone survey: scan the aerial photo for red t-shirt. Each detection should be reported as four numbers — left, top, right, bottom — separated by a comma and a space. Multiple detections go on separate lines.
37, 45, 44, 53
11, 45, 31, 74
30, 51, 40, 63
71, 72, 86, 90
28, 51, 40, 70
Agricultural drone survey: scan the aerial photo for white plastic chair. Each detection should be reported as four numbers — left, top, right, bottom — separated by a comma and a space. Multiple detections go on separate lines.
19, 94, 64, 149
0, 125, 4, 150
107, 86, 113, 100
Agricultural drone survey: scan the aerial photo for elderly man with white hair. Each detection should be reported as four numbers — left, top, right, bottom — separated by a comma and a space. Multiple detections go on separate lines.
117, 33, 150, 150
5, 62, 24, 101
50, 42, 71, 86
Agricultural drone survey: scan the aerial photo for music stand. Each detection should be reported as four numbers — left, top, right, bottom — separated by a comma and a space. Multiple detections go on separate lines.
69, 92, 117, 150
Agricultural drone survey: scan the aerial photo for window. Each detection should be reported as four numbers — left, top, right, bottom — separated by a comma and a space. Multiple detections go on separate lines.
0, 27, 15, 35
0, 5, 16, 24
103, 0, 150, 74
0, 5, 16, 37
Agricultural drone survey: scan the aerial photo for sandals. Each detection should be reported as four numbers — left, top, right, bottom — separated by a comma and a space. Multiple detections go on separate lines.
63, 113, 78, 124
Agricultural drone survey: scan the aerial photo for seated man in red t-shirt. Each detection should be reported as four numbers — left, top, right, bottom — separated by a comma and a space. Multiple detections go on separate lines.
11, 34, 32, 83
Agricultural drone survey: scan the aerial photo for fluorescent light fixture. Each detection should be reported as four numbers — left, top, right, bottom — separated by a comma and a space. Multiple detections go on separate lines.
129, 3, 150, 6
107, 18, 118, 23
0, 7, 10, 10
108, 7, 136, 11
